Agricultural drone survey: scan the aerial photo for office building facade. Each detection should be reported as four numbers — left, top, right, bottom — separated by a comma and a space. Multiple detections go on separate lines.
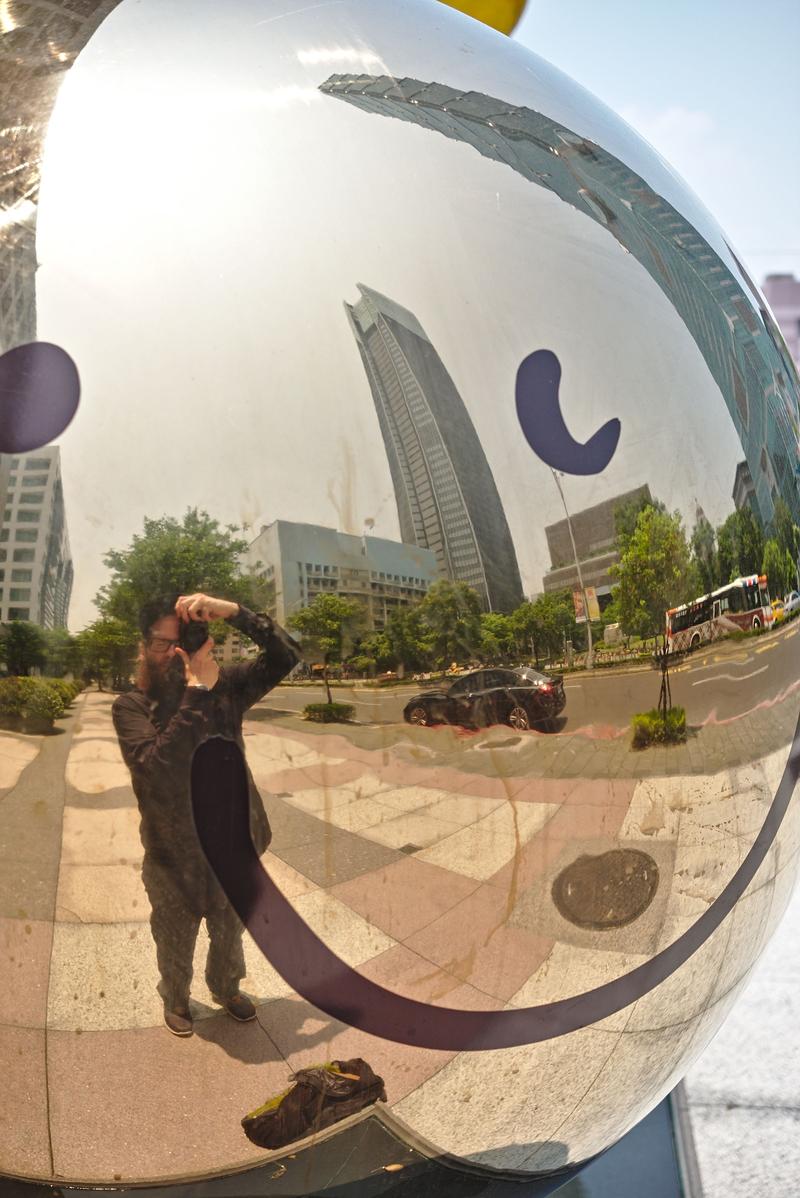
345, 284, 523, 612
245, 519, 439, 631
1, 447, 73, 627
543, 484, 651, 604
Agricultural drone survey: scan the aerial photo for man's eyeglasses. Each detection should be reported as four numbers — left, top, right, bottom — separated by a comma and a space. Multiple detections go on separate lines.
148, 635, 179, 653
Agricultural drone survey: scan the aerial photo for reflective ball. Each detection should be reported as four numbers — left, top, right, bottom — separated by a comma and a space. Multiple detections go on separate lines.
3, 0, 799, 1185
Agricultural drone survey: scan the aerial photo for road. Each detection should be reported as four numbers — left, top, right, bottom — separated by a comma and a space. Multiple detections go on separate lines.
266, 620, 800, 733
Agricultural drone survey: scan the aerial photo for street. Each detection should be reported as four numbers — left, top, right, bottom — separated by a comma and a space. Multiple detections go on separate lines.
269, 619, 800, 732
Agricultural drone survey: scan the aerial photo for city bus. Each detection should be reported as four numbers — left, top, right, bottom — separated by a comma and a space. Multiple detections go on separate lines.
666, 574, 773, 653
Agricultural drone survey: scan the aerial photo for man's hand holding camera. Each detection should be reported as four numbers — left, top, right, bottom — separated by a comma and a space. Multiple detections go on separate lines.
175, 593, 239, 623
174, 593, 239, 690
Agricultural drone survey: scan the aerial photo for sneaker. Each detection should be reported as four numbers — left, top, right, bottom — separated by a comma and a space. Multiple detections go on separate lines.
213, 992, 257, 1021
164, 1007, 193, 1037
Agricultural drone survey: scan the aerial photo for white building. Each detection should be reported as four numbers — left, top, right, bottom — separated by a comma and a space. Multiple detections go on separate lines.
762, 274, 800, 370
1, 447, 73, 627
244, 520, 439, 629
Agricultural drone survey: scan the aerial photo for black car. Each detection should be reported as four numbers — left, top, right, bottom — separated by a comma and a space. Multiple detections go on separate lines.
403, 667, 566, 731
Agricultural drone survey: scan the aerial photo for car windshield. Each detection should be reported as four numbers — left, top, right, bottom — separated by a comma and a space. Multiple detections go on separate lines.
515, 668, 551, 684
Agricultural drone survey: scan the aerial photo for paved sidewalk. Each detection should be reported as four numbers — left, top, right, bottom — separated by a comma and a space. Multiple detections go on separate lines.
686, 874, 800, 1198
1, 689, 798, 1185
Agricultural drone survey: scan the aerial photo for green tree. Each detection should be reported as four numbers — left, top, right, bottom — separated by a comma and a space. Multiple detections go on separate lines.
0, 621, 47, 676
288, 593, 363, 703
614, 493, 666, 554
762, 539, 795, 599
77, 618, 140, 691
349, 630, 392, 676
418, 580, 481, 668
479, 612, 515, 663
510, 601, 542, 665
773, 499, 800, 589
716, 508, 765, 583
383, 606, 432, 673
612, 507, 697, 639
42, 628, 82, 678
690, 514, 718, 595
510, 592, 575, 666
95, 508, 251, 626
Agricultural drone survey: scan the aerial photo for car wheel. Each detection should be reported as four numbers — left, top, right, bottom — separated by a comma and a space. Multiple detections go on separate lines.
690, 632, 701, 650
507, 704, 531, 731
753, 616, 761, 630
407, 705, 430, 726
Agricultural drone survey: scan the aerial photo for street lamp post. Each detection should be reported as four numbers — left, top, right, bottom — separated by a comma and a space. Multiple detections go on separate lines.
552, 469, 594, 670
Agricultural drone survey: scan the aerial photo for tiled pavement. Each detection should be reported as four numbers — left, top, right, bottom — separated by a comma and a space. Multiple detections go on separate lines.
1, 690, 799, 1184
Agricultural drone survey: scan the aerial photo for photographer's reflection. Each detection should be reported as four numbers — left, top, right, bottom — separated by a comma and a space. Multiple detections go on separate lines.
111, 591, 301, 1037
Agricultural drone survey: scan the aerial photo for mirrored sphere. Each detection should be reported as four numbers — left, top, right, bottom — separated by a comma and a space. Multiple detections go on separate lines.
2, 0, 799, 1185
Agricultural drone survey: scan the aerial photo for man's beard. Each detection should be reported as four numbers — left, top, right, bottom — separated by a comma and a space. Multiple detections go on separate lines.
141, 655, 186, 713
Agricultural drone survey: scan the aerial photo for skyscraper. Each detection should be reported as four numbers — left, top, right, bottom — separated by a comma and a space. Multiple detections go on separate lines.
2, 446, 73, 628
0, 0, 122, 353
345, 285, 523, 612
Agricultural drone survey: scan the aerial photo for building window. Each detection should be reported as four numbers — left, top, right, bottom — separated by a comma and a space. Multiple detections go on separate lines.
17, 510, 40, 523
12, 549, 34, 562
8, 607, 29, 620
2, 508, 10, 522
10, 459, 19, 470
0, 530, 8, 543
7, 476, 16, 488
22, 475, 48, 488
11, 569, 32, 582
9, 588, 30, 601
15, 530, 37, 543
24, 458, 50, 471
19, 492, 44, 505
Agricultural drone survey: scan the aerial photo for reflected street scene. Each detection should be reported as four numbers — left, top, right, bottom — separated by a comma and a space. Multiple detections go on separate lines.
0, 0, 799, 1189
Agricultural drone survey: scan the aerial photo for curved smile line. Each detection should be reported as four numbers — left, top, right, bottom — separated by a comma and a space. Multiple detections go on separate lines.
191, 723, 799, 1052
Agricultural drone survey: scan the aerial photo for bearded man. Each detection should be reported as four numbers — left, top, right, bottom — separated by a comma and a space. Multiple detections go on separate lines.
112, 592, 301, 1037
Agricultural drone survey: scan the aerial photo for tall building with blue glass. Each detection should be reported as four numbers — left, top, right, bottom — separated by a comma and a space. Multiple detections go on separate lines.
345, 285, 524, 613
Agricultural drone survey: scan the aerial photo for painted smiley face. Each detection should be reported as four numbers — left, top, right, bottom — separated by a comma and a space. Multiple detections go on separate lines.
11, 0, 800, 1182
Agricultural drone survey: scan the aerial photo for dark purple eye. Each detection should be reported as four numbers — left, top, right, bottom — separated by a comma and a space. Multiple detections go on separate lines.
0, 341, 80, 452
516, 348, 620, 475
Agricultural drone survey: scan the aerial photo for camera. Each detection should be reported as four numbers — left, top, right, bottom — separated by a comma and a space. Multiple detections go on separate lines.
179, 619, 210, 654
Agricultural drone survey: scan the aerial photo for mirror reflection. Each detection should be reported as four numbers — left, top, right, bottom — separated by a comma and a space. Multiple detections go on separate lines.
1, 0, 799, 1186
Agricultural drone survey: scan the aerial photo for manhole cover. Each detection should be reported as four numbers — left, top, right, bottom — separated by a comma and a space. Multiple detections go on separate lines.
551, 849, 659, 930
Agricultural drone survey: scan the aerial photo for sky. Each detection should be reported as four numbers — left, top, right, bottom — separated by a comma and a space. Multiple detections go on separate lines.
32, 0, 798, 630
513, 0, 800, 285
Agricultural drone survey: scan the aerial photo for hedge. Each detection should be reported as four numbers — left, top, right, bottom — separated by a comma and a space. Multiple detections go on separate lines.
303, 702, 355, 724
0, 676, 81, 729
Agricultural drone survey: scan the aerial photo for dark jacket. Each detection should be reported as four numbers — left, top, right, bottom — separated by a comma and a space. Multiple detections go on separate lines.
112, 607, 301, 903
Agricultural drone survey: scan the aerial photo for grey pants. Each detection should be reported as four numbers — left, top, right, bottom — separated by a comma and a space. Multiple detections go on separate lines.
142, 858, 246, 1011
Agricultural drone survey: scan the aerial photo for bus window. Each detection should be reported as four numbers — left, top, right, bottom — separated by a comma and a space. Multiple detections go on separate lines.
728, 587, 743, 613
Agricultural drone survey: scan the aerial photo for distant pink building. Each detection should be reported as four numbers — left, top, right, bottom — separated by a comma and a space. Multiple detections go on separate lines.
762, 274, 800, 369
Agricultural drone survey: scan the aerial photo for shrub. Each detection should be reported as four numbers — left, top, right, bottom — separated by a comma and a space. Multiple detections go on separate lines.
0, 677, 67, 728
23, 682, 65, 726
303, 702, 355, 724
631, 706, 686, 749
0, 677, 23, 716
44, 678, 80, 707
